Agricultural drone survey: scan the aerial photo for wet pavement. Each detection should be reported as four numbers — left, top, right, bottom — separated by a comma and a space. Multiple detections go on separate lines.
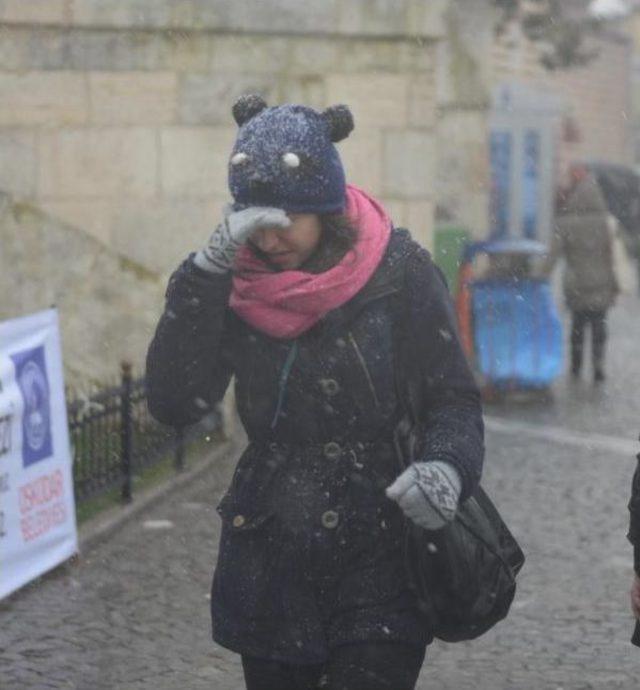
1, 296, 639, 689
486, 294, 640, 442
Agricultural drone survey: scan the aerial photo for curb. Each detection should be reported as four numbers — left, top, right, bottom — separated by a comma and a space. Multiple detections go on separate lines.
79, 438, 238, 553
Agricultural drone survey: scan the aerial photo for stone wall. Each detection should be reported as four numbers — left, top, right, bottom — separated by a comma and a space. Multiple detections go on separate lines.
0, 0, 451, 384
0, 191, 163, 387
0, 0, 445, 281
433, 0, 496, 237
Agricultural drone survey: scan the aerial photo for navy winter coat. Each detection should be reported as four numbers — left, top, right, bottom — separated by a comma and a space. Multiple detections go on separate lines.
146, 228, 484, 663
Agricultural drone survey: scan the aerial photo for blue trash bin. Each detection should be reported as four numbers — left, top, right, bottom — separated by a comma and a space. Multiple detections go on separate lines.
462, 240, 563, 389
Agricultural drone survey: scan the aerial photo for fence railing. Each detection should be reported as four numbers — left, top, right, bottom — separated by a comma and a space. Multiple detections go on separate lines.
66, 362, 220, 505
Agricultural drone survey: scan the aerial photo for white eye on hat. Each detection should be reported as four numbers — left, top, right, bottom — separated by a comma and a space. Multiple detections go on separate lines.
282, 152, 300, 168
231, 152, 249, 166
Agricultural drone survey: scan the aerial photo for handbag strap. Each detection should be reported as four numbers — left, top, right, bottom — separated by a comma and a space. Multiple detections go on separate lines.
390, 238, 424, 473
391, 248, 522, 577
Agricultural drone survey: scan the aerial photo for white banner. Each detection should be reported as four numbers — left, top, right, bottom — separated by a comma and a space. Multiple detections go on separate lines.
0, 308, 78, 599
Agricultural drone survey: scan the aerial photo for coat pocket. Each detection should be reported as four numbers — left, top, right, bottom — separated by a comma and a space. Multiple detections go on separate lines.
215, 444, 285, 530
216, 490, 274, 531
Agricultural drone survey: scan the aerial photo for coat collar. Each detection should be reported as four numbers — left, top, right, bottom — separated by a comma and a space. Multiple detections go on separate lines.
313, 228, 415, 337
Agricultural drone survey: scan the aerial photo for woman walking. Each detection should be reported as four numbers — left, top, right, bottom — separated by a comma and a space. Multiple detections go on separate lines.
543, 174, 619, 382
146, 95, 484, 690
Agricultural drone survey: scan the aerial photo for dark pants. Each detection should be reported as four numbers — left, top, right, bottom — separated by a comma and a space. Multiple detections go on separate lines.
570, 309, 607, 377
241, 641, 426, 690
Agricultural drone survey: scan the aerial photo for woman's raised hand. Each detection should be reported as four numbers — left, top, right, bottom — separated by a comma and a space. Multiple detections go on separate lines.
386, 461, 461, 531
193, 206, 290, 274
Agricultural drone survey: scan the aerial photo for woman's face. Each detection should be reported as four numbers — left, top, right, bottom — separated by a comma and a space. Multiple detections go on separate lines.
249, 213, 322, 270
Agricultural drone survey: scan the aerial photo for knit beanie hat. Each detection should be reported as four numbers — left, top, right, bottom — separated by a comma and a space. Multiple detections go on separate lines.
228, 94, 354, 214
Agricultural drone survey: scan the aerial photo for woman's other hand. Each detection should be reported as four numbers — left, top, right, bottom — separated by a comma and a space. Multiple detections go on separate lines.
631, 574, 640, 619
386, 461, 461, 531
194, 206, 290, 273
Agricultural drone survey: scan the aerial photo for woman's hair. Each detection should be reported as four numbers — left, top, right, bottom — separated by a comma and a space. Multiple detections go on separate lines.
301, 213, 358, 273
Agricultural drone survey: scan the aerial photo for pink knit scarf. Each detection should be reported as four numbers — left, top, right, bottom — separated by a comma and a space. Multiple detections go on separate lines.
230, 185, 391, 339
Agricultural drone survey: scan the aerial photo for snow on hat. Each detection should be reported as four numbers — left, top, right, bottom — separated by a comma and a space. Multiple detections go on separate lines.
228, 94, 354, 214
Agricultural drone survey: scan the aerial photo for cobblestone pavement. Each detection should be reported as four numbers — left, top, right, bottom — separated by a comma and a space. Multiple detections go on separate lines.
2, 297, 639, 690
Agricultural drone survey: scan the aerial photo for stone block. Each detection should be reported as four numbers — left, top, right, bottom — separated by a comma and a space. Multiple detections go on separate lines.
0, 130, 37, 198
408, 73, 437, 129
210, 35, 290, 75
160, 31, 211, 71
178, 73, 277, 125
160, 127, 235, 198
337, 0, 408, 36
0, 72, 88, 126
339, 40, 401, 73
405, 200, 435, 250
38, 128, 158, 198
71, 0, 172, 28
167, 0, 229, 30
206, 0, 339, 35
397, 41, 435, 73
406, 0, 447, 39
90, 72, 177, 125
0, 0, 68, 24
338, 39, 436, 75
39, 200, 114, 247
0, 27, 25, 70
0, 28, 66, 70
325, 74, 409, 127
287, 39, 341, 76
383, 131, 435, 199
339, 128, 383, 196
110, 197, 224, 274
437, 110, 489, 146
65, 29, 164, 71
24, 29, 70, 69
279, 77, 326, 111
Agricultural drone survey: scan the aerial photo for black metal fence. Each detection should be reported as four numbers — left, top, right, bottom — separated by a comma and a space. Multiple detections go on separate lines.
66, 362, 220, 505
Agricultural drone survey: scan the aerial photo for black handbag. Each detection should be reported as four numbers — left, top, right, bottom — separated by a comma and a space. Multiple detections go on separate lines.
393, 415, 525, 642
391, 260, 525, 643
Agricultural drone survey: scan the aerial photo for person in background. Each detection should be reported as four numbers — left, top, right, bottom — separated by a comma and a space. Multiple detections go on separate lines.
542, 174, 619, 383
145, 95, 484, 690
628, 436, 640, 646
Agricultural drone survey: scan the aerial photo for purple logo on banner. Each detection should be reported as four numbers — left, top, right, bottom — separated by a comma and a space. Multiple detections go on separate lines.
11, 345, 53, 467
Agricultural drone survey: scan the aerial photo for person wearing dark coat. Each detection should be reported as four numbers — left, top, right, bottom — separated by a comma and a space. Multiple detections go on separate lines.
146, 95, 485, 690
628, 437, 640, 646
542, 174, 619, 382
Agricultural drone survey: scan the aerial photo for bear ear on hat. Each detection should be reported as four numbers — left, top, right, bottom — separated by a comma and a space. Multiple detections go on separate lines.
322, 104, 354, 143
232, 94, 268, 126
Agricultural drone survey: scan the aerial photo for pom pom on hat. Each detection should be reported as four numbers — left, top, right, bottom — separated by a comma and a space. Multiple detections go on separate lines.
322, 105, 354, 143
232, 94, 268, 126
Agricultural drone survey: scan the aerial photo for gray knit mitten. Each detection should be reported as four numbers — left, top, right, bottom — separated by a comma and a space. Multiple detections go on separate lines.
193, 206, 290, 274
386, 460, 461, 531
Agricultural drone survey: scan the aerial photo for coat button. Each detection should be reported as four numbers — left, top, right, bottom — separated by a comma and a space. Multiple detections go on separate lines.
232, 515, 246, 528
321, 510, 340, 529
323, 442, 342, 460
319, 378, 340, 397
